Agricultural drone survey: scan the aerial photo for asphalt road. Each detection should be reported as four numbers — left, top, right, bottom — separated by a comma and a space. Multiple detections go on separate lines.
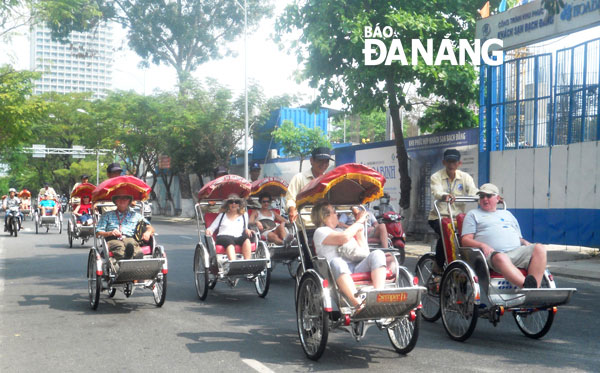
1, 216, 599, 372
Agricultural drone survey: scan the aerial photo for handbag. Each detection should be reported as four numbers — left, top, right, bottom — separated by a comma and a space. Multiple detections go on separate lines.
337, 239, 370, 262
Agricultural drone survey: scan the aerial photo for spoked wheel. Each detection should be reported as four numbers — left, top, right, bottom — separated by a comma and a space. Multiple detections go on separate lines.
513, 277, 555, 338
153, 249, 167, 307
296, 272, 329, 361
108, 287, 116, 298
87, 250, 101, 310
440, 262, 478, 341
388, 309, 421, 354
35, 214, 39, 234
415, 253, 441, 322
254, 242, 271, 298
193, 244, 209, 300
67, 220, 73, 247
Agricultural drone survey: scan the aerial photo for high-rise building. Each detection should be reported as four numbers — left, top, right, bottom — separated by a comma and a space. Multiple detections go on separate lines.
30, 23, 113, 99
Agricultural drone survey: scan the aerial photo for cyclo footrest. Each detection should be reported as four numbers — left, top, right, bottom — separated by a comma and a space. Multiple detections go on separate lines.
352, 287, 426, 321
222, 258, 268, 277
490, 288, 577, 309
114, 258, 164, 283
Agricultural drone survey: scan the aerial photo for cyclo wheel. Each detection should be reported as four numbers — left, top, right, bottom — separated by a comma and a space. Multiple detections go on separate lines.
152, 248, 167, 307
415, 253, 441, 322
35, 213, 39, 234
254, 241, 271, 298
296, 272, 329, 361
68, 220, 73, 248
513, 276, 555, 339
87, 250, 101, 310
193, 244, 209, 300
440, 262, 478, 341
388, 268, 420, 354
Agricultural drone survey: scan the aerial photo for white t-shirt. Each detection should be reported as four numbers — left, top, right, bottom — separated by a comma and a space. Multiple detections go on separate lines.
208, 212, 248, 237
313, 226, 343, 262
461, 208, 522, 252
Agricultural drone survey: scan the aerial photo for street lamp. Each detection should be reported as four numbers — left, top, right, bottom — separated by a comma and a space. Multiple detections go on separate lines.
235, 0, 249, 180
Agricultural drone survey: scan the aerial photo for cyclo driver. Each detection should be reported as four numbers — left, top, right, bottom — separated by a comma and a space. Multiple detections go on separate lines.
95, 193, 154, 264
3, 188, 23, 232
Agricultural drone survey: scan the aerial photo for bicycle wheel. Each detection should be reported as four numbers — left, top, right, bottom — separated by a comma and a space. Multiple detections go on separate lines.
513, 276, 555, 338
296, 272, 329, 361
415, 253, 441, 322
193, 244, 209, 300
254, 242, 271, 298
87, 250, 101, 310
440, 262, 478, 341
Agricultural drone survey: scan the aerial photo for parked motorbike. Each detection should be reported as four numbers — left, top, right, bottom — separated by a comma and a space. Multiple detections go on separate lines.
6, 206, 22, 237
373, 194, 406, 264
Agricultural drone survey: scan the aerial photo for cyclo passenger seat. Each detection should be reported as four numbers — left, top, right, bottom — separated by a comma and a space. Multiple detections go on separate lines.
203, 212, 257, 255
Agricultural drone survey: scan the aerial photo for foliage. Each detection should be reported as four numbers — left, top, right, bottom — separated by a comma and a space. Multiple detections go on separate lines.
0, 66, 44, 152
329, 110, 387, 144
418, 102, 478, 133
276, 0, 482, 208
272, 120, 330, 172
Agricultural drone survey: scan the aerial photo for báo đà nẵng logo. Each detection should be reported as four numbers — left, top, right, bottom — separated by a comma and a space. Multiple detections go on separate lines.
362, 26, 503, 66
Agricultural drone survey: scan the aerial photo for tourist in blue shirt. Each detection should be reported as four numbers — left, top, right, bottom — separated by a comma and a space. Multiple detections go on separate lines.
96, 194, 154, 260
39, 194, 58, 216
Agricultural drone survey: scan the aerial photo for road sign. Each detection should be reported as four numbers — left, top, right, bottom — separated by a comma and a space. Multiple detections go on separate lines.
72, 145, 85, 159
32, 144, 46, 158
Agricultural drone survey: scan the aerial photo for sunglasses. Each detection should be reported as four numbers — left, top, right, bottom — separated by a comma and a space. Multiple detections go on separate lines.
228, 199, 241, 204
479, 193, 495, 199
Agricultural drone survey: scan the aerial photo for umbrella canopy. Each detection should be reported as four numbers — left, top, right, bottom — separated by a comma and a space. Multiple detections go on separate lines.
296, 163, 386, 209
250, 177, 289, 197
197, 174, 251, 200
92, 176, 151, 202
18, 189, 31, 198
70, 183, 96, 198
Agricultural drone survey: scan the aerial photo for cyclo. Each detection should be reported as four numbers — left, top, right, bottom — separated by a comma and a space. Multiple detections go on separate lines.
18, 189, 33, 221
415, 196, 576, 341
293, 163, 425, 360
67, 182, 96, 247
193, 174, 271, 300
87, 176, 168, 310
249, 177, 300, 278
33, 193, 63, 234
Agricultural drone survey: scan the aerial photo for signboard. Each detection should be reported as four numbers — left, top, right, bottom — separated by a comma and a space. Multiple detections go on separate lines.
32, 144, 46, 158
476, 0, 600, 51
158, 155, 171, 169
356, 145, 401, 209
72, 145, 85, 159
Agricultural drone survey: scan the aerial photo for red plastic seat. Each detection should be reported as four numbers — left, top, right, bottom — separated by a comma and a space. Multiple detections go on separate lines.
108, 245, 153, 257
350, 269, 395, 282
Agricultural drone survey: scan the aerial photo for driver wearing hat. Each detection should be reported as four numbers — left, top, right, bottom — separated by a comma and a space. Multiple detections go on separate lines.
95, 193, 154, 262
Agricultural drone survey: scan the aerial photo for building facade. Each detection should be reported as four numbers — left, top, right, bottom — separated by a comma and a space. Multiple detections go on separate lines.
30, 23, 113, 99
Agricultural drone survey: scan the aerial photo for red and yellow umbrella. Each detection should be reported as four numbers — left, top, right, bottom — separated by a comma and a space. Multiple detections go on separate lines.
250, 177, 288, 198
296, 163, 386, 209
71, 183, 96, 199
92, 176, 151, 202
18, 189, 31, 198
197, 174, 251, 200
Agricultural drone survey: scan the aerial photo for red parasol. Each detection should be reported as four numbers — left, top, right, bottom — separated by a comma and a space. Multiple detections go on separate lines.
197, 174, 251, 200
92, 176, 151, 202
18, 189, 31, 198
250, 177, 289, 197
71, 182, 96, 198
296, 163, 386, 208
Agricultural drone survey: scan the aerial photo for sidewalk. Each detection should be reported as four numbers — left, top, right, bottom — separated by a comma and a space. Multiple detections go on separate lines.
405, 241, 600, 282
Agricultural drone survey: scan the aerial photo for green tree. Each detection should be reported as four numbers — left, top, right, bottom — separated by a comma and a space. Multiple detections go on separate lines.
0, 66, 43, 151
277, 0, 481, 209
418, 102, 478, 133
272, 120, 330, 172
329, 110, 387, 144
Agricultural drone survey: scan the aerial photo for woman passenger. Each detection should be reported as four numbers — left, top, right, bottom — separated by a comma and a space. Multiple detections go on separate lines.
73, 194, 93, 225
312, 200, 387, 312
249, 192, 293, 245
205, 193, 253, 261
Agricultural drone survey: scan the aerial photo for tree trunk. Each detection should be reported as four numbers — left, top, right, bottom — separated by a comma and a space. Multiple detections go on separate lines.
386, 77, 412, 210
179, 171, 192, 199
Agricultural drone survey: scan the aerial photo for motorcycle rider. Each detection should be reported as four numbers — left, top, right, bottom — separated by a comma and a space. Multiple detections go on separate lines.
3, 188, 23, 232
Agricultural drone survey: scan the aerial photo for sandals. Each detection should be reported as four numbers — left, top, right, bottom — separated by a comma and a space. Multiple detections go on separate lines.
352, 290, 369, 317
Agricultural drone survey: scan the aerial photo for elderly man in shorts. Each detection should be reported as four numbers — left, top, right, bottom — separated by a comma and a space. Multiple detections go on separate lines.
461, 183, 546, 288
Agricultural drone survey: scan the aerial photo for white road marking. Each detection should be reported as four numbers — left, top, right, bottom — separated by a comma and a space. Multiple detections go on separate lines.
242, 359, 275, 373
